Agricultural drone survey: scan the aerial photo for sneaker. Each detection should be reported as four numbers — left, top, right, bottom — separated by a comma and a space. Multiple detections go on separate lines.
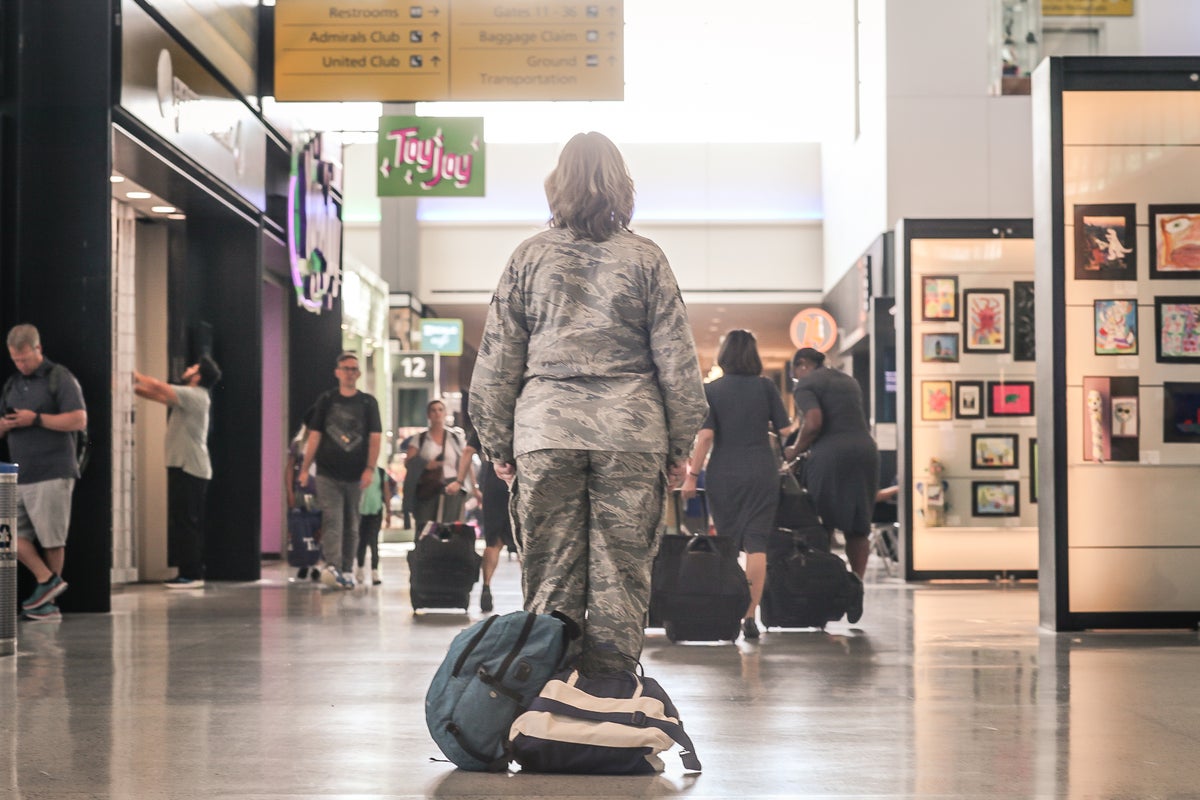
22, 602, 62, 622
741, 617, 760, 640
164, 577, 205, 589
480, 585, 494, 613
297, 567, 309, 580
354, 567, 365, 584
336, 571, 355, 590
21, 574, 68, 611
371, 569, 382, 586
311, 567, 321, 583
319, 565, 340, 588
846, 574, 864, 624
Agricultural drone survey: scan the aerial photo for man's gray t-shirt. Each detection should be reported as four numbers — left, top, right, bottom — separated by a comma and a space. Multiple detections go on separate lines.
2, 358, 86, 484
166, 385, 212, 480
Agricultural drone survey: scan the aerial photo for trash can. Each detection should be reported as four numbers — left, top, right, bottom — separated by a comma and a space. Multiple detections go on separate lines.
0, 463, 17, 656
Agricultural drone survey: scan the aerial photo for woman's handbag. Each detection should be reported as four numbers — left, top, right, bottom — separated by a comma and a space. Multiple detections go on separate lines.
415, 435, 448, 500
415, 468, 445, 500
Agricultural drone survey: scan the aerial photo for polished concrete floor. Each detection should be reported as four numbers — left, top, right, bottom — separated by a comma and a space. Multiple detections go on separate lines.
3, 544, 1199, 799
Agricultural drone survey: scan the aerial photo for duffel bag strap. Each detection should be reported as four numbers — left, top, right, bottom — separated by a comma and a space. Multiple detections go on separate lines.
526, 697, 702, 772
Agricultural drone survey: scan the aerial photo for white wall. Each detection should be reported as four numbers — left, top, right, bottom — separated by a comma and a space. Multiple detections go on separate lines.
821, 0, 889, 292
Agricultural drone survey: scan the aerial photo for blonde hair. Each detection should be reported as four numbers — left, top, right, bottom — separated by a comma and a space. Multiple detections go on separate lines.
544, 132, 635, 242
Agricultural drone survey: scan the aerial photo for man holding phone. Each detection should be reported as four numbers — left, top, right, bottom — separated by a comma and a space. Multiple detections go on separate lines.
0, 324, 87, 621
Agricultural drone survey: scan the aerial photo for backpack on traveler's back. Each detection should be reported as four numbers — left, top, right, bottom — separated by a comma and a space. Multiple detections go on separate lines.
508, 667, 702, 775
425, 610, 578, 771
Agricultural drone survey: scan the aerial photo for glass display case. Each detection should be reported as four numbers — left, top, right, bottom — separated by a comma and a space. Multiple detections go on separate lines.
1033, 57, 1200, 630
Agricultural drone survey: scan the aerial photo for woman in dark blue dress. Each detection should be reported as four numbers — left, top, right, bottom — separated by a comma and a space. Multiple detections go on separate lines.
681, 330, 789, 639
784, 347, 880, 582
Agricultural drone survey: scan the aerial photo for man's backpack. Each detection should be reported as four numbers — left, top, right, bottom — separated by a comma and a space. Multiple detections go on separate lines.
508, 667, 702, 775
1, 363, 91, 475
425, 610, 578, 771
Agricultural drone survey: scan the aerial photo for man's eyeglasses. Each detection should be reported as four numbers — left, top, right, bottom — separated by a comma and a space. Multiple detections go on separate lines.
338, 366, 360, 373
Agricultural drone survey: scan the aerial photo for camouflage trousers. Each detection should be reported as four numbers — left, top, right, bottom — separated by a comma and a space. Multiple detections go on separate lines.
513, 449, 666, 673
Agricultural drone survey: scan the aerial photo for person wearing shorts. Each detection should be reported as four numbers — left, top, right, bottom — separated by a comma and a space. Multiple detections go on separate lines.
1, 324, 88, 621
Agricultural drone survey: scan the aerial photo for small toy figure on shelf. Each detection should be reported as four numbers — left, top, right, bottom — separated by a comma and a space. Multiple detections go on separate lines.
1087, 389, 1105, 463
916, 458, 948, 527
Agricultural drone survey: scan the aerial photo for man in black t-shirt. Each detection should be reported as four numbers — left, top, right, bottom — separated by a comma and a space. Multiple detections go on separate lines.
300, 352, 382, 590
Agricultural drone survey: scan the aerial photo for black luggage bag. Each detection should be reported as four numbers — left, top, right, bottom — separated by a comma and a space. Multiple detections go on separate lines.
408, 521, 481, 612
649, 490, 749, 642
760, 531, 863, 630
775, 460, 832, 552
286, 508, 322, 568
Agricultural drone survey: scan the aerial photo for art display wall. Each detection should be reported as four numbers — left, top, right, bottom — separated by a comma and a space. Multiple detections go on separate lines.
897, 220, 1039, 578
1034, 57, 1200, 630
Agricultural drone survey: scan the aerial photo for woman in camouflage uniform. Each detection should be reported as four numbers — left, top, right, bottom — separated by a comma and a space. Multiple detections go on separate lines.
470, 132, 708, 674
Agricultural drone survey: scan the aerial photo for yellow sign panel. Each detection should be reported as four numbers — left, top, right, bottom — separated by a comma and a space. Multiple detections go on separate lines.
1042, 0, 1133, 16
274, 0, 623, 102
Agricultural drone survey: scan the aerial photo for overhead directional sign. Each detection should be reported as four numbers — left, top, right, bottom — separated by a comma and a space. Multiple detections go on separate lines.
274, 0, 624, 102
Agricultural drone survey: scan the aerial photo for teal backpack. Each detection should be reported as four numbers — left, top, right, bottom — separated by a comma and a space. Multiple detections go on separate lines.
425, 610, 577, 771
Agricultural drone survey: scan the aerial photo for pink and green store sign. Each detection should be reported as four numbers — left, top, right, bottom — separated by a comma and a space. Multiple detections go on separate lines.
377, 116, 485, 198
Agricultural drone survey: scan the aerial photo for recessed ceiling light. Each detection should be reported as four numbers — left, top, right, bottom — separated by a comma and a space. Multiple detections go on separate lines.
151, 206, 176, 213
126, 191, 152, 200
110, 175, 126, 183
167, 214, 186, 220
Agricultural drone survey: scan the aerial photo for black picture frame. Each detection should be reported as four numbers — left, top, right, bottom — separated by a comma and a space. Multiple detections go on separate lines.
963, 288, 1010, 353
1154, 296, 1200, 364
971, 481, 1020, 517
1163, 382, 1200, 444
1074, 203, 1137, 280
971, 433, 1019, 470
987, 380, 1035, 416
921, 275, 959, 321
1093, 298, 1138, 356
1148, 204, 1200, 279
955, 380, 985, 419
1013, 281, 1036, 361
1029, 438, 1038, 504
921, 332, 960, 363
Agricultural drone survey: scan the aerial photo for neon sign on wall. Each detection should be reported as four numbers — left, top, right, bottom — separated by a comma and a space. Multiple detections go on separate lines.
289, 134, 342, 313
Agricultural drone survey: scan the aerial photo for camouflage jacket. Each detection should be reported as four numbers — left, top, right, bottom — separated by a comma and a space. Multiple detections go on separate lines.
470, 227, 708, 465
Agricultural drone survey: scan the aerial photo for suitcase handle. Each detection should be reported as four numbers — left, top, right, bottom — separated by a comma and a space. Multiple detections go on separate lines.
671, 488, 710, 536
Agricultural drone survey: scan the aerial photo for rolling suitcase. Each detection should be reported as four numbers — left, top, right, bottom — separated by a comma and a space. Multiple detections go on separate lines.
408, 495, 481, 612
286, 508, 322, 568
760, 531, 863, 630
649, 489, 749, 642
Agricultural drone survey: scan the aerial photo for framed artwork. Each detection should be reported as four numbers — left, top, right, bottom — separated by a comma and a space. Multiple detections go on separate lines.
1094, 299, 1138, 355
963, 289, 1009, 353
1149, 204, 1200, 278
921, 275, 959, 321
1162, 382, 1200, 444
987, 381, 1034, 416
955, 380, 985, 419
971, 433, 1019, 470
1111, 396, 1138, 438
1029, 438, 1039, 504
1013, 281, 1036, 362
1074, 203, 1136, 280
1154, 296, 1200, 363
921, 380, 954, 421
972, 481, 1020, 517
1082, 376, 1140, 461
922, 332, 960, 363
